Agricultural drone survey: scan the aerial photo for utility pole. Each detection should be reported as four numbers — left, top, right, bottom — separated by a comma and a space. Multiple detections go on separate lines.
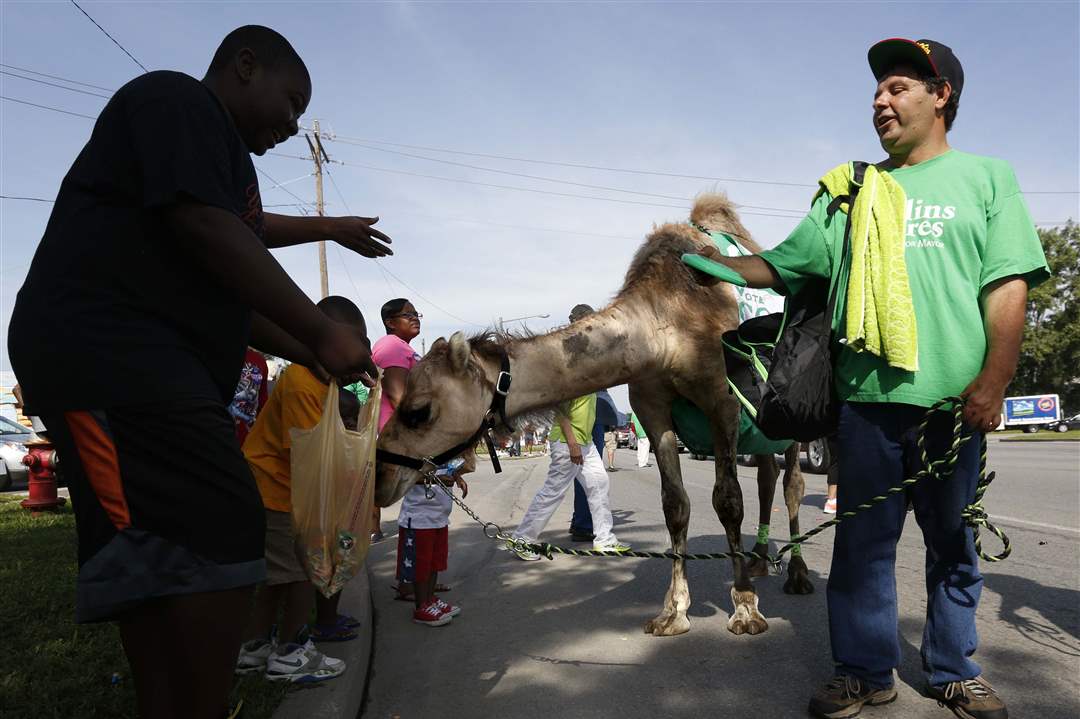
305, 120, 330, 298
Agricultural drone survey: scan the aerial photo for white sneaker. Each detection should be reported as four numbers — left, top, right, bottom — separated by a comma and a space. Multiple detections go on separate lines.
594, 540, 632, 553
236, 637, 274, 675
265, 639, 346, 683
513, 546, 541, 561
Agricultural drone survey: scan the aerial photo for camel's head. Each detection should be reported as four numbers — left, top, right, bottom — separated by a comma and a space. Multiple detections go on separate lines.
375, 331, 494, 507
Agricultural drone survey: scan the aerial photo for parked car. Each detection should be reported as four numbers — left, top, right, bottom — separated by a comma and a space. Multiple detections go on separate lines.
1045, 412, 1080, 433
615, 424, 634, 448
733, 437, 831, 474
0, 416, 35, 491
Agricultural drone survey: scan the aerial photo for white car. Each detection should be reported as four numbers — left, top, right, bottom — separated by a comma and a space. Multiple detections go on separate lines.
0, 416, 35, 491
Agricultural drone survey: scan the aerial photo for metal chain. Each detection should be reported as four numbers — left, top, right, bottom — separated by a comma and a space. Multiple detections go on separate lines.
430, 397, 1010, 566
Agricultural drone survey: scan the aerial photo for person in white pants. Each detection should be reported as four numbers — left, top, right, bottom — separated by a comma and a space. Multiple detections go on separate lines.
636, 435, 651, 467
630, 412, 652, 468
511, 394, 629, 560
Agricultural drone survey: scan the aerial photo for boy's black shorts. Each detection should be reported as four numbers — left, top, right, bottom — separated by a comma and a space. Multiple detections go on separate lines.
43, 398, 266, 623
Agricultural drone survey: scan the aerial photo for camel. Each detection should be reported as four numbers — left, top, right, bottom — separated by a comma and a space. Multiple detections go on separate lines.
374, 193, 813, 637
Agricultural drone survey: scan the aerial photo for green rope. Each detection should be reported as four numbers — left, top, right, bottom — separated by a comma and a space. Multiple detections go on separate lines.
453, 397, 1010, 566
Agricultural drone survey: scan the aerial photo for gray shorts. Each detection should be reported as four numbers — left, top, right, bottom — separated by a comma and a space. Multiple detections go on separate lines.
263, 509, 309, 586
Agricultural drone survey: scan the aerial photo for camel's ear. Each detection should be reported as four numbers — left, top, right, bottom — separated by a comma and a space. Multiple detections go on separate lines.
448, 331, 471, 373
430, 337, 449, 353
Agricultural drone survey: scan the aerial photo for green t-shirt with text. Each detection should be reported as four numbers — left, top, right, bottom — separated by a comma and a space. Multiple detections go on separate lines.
549, 394, 597, 445
760, 150, 1050, 408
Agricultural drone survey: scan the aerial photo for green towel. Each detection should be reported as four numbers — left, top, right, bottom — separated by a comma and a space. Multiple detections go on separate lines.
816, 163, 918, 372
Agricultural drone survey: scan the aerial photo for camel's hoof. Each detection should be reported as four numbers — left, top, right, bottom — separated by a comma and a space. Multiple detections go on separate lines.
728, 587, 768, 636
783, 556, 814, 595
728, 614, 769, 636
747, 542, 770, 578
644, 612, 691, 637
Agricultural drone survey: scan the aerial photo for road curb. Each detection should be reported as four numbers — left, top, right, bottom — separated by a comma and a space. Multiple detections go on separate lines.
270, 565, 375, 719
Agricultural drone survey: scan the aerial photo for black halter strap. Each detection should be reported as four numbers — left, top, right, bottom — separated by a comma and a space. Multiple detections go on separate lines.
376, 349, 513, 475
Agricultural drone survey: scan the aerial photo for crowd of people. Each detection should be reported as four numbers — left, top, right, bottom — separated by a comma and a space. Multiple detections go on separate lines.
4, 20, 1049, 719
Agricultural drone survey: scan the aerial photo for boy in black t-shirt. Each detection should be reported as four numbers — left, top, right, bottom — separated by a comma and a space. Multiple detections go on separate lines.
8, 25, 391, 719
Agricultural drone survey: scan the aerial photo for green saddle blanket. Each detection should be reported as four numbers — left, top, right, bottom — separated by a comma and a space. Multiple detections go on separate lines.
672, 396, 792, 457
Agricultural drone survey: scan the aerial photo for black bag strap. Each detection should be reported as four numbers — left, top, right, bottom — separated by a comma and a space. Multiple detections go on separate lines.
823, 161, 870, 331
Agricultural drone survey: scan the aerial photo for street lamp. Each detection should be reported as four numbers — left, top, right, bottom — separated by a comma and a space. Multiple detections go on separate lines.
498, 313, 550, 332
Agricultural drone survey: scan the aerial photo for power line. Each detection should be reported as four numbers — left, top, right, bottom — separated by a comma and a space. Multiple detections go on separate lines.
324, 166, 484, 327
328, 157, 814, 218
0, 195, 53, 203
0, 63, 115, 92
315, 130, 1080, 196
322, 167, 395, 295
313, 134, 806, 214
70, 0, 149, 74
313, 130, 817, 188
1, 95, 96, 119
254, 167, 311, 205
0, 69, 112, 99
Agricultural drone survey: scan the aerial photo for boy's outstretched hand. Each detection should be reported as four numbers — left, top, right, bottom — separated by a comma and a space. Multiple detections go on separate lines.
326, 216, 393, 258
314, 321, 378, 387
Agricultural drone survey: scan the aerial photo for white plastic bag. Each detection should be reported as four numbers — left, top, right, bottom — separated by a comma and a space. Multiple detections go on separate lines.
290, 379, 382, 597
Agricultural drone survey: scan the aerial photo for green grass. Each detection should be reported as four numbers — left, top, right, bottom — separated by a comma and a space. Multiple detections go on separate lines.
1000, 429, 1080, 441
0, 496, 290, 719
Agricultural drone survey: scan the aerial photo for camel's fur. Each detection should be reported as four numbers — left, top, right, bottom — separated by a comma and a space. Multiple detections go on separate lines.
375, 192, 813, 637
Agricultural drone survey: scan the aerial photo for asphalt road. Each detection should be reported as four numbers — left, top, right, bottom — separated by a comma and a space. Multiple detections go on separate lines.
365, 439, 1078, 718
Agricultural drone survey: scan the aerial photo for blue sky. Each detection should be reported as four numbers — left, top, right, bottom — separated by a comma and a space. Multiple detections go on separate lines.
2, 1, 1077, 410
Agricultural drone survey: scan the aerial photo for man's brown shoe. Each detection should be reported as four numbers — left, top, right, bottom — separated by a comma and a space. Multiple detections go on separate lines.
927, 676, 1008, 719
808, 675, 898, 718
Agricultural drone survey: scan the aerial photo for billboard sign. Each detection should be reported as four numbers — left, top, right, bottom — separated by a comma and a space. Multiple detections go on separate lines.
1003, 394, 1061, 426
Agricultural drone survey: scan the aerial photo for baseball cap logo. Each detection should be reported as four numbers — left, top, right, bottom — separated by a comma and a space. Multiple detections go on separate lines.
917, 41, 931, 55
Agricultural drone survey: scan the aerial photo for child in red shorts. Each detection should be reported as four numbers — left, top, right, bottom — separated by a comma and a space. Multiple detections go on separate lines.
397, 462, 466, 626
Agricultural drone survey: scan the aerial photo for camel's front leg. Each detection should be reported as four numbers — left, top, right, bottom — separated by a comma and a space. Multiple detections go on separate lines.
748, 452, 780, 578
781, 443, 814, 595
630, 386, 691, 637
711, 417, 768, 636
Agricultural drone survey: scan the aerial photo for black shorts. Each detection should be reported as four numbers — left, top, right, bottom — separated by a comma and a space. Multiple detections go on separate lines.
43, 398, 266, 623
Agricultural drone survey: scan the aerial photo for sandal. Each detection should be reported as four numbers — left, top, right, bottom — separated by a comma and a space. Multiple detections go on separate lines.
337, 613, 361, 629
310, 621, 358, 642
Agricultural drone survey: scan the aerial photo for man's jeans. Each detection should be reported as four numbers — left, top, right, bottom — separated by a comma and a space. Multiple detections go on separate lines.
828, 401, 983, 689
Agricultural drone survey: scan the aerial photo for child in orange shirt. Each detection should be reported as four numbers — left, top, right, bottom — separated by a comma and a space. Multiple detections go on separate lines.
236, 296, 368, 683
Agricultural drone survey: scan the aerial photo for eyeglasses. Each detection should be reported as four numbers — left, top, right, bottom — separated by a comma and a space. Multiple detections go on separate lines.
391, 312, 423, 321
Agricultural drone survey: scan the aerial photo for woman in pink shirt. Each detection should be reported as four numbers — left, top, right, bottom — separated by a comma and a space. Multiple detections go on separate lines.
370, 298, 422, 541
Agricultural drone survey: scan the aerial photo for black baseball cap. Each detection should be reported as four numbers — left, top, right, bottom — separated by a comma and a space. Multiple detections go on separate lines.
868, 38, 964, 98
569, 304, 594, 322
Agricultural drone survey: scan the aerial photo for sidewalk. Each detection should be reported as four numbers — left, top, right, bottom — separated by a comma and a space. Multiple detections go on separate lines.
271, 566, 375, 719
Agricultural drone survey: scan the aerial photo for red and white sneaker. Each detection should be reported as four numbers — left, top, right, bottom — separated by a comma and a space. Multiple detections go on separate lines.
413, 601, 452, 627
434, 597, 461, 618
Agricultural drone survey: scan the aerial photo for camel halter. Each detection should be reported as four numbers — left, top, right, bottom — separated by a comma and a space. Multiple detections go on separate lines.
375, 349, 514, 477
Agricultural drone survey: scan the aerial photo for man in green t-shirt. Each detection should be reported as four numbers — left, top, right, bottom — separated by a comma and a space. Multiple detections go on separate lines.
698, 39, 1047, 719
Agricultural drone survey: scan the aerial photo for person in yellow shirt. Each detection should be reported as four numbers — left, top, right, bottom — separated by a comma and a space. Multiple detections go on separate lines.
236, 296, 370, 683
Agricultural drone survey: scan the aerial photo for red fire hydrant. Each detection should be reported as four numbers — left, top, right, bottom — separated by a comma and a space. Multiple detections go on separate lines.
20, 440, 66, 514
